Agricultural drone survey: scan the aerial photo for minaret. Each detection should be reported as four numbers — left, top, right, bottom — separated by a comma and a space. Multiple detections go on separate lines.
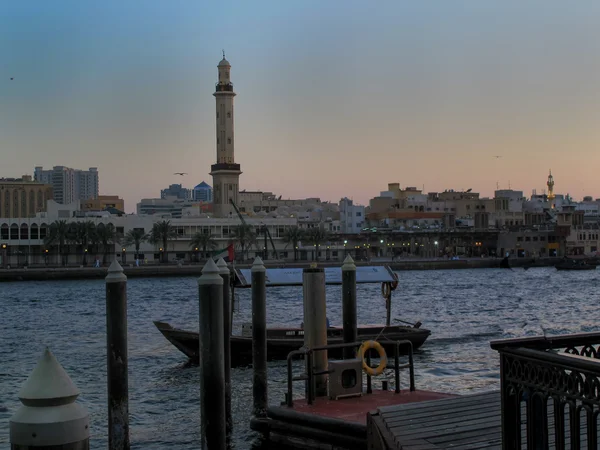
547, 170, 555, 202
210, 52, 241, 217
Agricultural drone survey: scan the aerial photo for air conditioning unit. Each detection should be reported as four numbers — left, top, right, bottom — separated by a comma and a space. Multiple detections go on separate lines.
328, 359, 363, 400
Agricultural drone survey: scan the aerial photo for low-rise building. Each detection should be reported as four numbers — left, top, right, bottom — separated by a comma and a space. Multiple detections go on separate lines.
0, 176, 53, 218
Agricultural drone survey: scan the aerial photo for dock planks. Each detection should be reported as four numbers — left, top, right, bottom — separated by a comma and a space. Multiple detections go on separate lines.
367, 390, 600, 449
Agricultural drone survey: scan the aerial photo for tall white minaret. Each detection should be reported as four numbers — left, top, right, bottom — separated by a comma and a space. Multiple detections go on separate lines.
210, 52, 242, 217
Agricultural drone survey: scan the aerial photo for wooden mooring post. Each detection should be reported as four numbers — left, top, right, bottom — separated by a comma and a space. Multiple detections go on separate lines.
341, 255, 357, 359
303, 265, 328, 397
198, 259, 226, 449
216, 257, 233, 437
251, 256, 268, 418
105, 260, 130, 450
10, 347, 90, 449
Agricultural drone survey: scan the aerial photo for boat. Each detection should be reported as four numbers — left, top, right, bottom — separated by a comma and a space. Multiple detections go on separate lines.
154, 264, 431, 366
555, 258, 597, 271
154, 320, 431, 367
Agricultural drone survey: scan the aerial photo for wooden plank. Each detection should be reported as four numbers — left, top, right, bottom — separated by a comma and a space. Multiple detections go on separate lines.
369, 391, 600, 449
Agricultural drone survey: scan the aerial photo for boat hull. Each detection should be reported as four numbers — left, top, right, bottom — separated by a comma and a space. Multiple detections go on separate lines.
154, 321, 431, 367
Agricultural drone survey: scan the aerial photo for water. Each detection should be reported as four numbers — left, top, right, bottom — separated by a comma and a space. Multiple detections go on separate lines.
1, 267, 599, 448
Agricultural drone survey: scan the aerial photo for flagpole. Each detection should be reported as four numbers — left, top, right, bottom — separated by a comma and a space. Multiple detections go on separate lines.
230, 247, 235, 333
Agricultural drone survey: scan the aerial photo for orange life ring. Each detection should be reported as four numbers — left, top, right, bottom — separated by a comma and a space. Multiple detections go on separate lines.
357, 340, 388, 376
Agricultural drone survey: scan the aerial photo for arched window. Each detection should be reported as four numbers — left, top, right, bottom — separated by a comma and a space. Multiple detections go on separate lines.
30, 223, 39, 240
10, 224, 18, 240
29, 191, 35, 216
1, 224, 8, 240
227, 112, 231, 118
227, 138, 231, 144
40, 223, 48, 240
20, 223, 28, 239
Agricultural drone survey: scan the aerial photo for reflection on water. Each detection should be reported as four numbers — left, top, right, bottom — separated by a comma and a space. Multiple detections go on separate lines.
1, 267, 598, 448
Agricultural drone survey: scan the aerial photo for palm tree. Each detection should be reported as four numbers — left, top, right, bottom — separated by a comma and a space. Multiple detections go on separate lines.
96, 223, 118, 265
305, 227, 329, 262
230, 224, 256, 262
69, 221, 97, 266
44, 220, 70, 266
284, 226, 304, 261
190, 231, 217, 260
148, 220, 176, 263
123, 229, 148, 260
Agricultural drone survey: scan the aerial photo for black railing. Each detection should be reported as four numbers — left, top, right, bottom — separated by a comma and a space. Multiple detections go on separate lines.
285, 340, 415, 407
491, 333, 600, 449
215, 83, 234, 92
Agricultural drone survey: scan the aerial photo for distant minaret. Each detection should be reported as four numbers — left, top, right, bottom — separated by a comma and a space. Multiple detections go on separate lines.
210, 52, 242, 217
547, 170, 555, 202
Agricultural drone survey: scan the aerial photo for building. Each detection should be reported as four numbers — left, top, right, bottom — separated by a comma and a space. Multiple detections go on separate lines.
81, 195, 125, 213
160, 184, 192, 200
34, 166, 99, 204
137, 196, 200, 218
193, 182, 213, 202
210, 54, 242, 217
339, 198, 365, 234
0, 176, 53, 218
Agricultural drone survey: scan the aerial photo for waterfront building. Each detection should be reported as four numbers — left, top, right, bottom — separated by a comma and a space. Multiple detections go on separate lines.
339, 198, 365, 234
34, 166, 99, 204
0, 176, 53, 218
136, 196, 199, 218
193, 182, 213, 202
160, 184, 192, 200
81, 195, 125, 213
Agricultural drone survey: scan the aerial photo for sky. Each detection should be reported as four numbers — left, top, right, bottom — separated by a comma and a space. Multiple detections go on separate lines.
2, 1, 600, 213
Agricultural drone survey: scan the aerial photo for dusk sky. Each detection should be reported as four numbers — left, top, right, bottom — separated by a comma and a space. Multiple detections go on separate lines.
2, 1, 600, 213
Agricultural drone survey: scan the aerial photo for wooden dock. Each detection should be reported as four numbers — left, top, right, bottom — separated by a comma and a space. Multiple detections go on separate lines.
368, 391, 502, 449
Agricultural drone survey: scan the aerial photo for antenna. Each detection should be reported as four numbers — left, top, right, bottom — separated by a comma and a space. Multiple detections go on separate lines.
222, 49, 225, 58
496, 182, 499, 190
508, 180, 511, 189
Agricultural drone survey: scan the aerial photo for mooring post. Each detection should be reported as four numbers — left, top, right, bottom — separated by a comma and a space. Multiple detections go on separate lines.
251, 256, 268, 418
198, 258, 226, 450
303, 265, 328, 397
216, 257, 232, 437
341, 255, 357, 359
10, 347, 90, 449
105, 259, 130, 450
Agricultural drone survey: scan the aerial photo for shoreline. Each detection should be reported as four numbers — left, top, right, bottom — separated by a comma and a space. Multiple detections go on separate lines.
0, 257, 561, 282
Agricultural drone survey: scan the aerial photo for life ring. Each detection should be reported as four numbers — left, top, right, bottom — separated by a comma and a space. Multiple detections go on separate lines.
357, 340, 388, 376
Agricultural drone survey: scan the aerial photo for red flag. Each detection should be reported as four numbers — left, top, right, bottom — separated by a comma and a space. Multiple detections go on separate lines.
227, 243, 235, 262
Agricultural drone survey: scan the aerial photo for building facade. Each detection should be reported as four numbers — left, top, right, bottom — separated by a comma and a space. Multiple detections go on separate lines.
193, 182, 213, 202
81, 195, 125, 212
160, 184, 192, 200
34, 166, 99, 204
0, 177, 54, 218
339, 197, 365, 234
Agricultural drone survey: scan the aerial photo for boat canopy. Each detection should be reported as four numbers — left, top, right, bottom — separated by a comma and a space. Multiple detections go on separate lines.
234, 266, 396, 288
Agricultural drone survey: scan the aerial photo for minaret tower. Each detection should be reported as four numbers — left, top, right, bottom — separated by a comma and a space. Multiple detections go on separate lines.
547, 169, 555, 202
210, 52, 241, 217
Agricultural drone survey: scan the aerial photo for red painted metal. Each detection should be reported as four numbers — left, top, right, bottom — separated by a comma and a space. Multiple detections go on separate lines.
287, 389, 457, 424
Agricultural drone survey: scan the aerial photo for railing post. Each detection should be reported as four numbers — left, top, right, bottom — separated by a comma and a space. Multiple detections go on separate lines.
251, 256, 268, 418
216, 258, 232, 437
10, 347, 90, 449
341, 255, 357, 360
105, 260, 130, 450
198, 258, 226, 450
303, 266, 328, 397
499, 352, 520, 450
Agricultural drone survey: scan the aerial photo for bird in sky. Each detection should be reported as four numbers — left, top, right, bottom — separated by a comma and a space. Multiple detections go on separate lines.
173, 172, 187, 176
492, 155, 502, 159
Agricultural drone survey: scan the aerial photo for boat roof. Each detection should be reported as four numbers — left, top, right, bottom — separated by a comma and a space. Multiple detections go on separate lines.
233, 266, 396, 288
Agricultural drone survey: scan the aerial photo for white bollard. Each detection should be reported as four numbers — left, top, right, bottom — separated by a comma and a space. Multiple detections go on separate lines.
10, 347, 90, 449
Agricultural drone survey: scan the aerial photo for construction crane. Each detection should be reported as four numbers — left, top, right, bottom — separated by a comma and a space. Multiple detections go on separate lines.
229, 199, 278, 260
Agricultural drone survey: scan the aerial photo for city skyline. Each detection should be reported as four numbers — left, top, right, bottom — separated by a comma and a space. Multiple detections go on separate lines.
3, 1, 600, 213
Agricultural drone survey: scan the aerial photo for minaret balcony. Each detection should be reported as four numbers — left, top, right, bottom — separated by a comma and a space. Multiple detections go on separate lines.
215, 83, 234, 92
211, 163, 241, 172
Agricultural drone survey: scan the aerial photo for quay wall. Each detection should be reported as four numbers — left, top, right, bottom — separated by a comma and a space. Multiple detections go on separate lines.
0, 258, 561, 282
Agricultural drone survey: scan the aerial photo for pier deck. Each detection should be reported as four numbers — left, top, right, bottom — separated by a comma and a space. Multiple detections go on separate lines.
368, 390, 600, 449
368, 391, 502, 449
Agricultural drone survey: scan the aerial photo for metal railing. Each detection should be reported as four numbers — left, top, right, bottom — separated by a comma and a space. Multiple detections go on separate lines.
284, 339, 415, 407
491, 333, 600, 449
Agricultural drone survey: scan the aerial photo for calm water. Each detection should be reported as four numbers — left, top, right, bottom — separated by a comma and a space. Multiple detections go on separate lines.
1, 267, 599, 448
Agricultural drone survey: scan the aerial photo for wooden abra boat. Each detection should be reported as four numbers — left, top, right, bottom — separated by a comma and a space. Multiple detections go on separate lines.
154, 320, 430, 367
555, 258, 597, 271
